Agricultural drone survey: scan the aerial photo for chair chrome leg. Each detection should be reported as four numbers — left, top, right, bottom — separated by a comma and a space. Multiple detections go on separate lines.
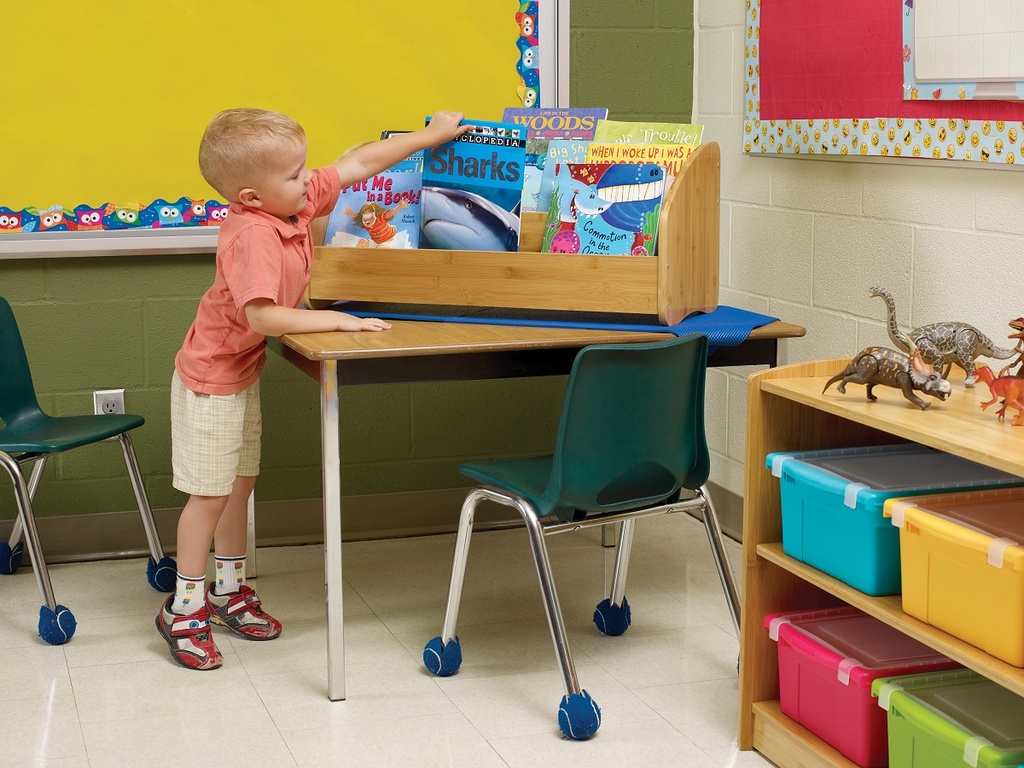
697, 485, 741, 635
519, 501, 582, 698
5, 457, 46, 550
0, 452, 57, 611
115, 433, 165, 562
608, 518, 636, 607
439, 489, 483, 643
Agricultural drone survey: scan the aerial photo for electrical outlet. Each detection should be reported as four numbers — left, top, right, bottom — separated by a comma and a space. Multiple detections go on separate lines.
93, 388, 126, 416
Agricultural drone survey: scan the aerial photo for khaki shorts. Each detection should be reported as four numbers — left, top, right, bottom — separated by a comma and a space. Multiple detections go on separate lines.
171, 371, 261, 497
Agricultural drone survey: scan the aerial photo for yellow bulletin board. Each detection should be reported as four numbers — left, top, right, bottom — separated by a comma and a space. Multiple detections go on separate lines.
0, 1, 524, 217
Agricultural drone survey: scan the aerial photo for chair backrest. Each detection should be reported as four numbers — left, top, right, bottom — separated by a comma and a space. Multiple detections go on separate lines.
538, 333, 710, 519
0, 297, 42, 428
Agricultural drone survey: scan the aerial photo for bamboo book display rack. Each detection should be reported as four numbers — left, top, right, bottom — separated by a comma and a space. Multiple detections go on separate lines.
307, 142, 721, 325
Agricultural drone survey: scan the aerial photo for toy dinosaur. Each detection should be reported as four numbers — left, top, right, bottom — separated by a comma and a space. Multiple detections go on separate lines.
973, 364, 1024, 425
822, 345, 951, 410
869, 285, 1016, 386
997, 316, 1024, 378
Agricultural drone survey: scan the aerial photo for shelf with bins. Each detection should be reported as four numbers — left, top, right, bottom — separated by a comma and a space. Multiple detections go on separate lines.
738, 358, 1024, 768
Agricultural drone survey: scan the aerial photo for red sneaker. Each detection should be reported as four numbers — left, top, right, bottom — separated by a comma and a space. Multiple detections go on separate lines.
205, 584, 282, 640
155, 596, 223, 670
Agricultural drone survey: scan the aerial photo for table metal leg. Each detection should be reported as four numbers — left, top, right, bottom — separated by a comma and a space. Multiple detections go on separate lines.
321, 360, 346, 701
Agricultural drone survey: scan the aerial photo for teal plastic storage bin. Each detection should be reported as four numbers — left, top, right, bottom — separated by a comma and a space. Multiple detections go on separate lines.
872, 670, 1024, 768
766, 445, 1023, 595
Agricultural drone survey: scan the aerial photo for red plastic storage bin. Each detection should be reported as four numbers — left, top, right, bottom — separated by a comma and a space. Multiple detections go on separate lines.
765, 606, 960, 767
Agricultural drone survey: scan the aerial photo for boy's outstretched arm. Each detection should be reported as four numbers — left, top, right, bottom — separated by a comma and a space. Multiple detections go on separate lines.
245, 298, 391, 337
333, 110, 472, 189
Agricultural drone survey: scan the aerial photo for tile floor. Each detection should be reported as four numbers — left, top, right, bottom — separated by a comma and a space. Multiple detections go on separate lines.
0, 513, 774, 767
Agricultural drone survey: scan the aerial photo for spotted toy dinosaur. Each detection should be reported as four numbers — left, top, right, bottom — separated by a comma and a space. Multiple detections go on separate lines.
869, 285, 1016, 386
822, 345, 951, 410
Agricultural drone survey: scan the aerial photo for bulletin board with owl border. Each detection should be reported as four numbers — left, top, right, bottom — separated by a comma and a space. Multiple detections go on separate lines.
744, 0, 1024, 164
0, 0, 549, 237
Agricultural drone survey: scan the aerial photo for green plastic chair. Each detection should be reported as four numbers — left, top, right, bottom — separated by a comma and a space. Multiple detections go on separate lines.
0, 297, 175, 645
423, 333, 740, 739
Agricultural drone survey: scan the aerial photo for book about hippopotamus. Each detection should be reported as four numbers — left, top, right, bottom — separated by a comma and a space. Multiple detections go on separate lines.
323, 156, 422, 249
419, 117, 527, 252
542, 162, 666, 257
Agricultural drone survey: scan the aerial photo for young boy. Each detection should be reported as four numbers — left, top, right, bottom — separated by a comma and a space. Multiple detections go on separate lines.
157, 108, 471, 670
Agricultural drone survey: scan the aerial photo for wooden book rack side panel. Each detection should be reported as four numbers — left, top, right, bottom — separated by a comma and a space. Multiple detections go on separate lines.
307, 141, 721, 325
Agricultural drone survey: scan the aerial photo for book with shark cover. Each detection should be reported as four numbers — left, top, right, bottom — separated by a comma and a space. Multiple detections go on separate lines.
542, 162, 667, 257
420, 117, 527, 252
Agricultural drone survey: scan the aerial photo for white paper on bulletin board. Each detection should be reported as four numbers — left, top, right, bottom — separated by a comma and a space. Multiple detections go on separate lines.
904, 0, 1024, 101
0, 1, 531, 214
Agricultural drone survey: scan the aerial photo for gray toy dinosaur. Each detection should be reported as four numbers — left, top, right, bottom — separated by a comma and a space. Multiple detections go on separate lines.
823, 345, 952, 410
869, 285, 1015, 386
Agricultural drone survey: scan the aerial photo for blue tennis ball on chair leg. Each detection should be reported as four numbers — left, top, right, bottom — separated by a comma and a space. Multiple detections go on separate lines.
423, 635, 462, 676
0, 541, 24, 574
38, 605, 76, 645
147, 555, 177, 592
558, 690, 602, 739
593, 597, 631, 636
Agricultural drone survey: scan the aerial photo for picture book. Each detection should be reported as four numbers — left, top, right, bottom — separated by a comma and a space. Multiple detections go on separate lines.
592, 119, 704, 146
535, 138, 590, 215
323, 156, 422, 249
501, 107, 607, 213
584, 142, 699, 181
420, 117, 527, 252
542, 162, 666, 257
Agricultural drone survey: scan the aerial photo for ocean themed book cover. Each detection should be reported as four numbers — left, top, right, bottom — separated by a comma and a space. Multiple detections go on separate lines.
535, 138, 590, 215
323, 157, 422, 249
501, 107, 607, 213
584, 142, 698, 186
542, 162, 666, 257
592, 119, 704, 146
420, 117, 526, 252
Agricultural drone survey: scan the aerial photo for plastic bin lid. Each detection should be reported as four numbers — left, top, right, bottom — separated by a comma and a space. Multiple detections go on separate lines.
795, 446, 1016, 492
766, 607, 952, 672
883, 672, 1024, 749
900, 488, 1024, 543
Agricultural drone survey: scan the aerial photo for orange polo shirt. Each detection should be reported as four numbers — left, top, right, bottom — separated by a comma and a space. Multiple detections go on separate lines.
175, 166, 341, 395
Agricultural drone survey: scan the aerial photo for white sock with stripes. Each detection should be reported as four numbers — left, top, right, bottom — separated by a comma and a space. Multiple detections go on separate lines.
171, 573, 206, 615
214, 555, 246, 596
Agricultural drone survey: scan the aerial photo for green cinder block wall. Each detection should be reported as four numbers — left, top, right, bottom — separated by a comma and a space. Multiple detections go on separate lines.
0, 0, 694, 522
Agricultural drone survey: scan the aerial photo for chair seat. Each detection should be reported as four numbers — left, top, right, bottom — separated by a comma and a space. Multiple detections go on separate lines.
461, 455, 554, 509
0, 413, 145, 454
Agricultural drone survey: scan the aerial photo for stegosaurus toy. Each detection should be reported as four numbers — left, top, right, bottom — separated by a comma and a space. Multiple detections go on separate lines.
869, 285, 1016, 386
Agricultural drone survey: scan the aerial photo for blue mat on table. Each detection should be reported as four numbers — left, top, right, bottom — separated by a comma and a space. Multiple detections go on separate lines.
337, 303, 778, 352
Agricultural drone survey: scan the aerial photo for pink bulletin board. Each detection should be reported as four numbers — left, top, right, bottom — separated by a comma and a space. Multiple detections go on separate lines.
744, 0, 1024, 164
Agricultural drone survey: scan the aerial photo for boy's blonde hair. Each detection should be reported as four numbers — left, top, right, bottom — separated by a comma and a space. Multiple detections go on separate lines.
198, 108, 306, 201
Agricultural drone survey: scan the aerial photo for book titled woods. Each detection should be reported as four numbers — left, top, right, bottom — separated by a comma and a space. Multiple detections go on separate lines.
420, 118, 526, 252
323, 156, 422, 248
501, 107, 607, 213
543, 162, 666, 257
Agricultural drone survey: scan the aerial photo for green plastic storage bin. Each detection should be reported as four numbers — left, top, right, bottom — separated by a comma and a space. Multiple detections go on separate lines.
872, 670, 1024, 768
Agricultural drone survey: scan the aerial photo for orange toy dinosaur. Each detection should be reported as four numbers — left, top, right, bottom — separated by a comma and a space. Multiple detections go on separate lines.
974, 364, 1024, 426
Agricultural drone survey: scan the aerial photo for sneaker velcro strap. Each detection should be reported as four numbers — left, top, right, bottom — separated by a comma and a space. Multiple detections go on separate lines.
171, 613, 210, 635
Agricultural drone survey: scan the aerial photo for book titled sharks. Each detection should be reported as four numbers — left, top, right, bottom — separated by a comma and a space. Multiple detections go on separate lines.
542, 162, 666, 257
420, 117, 527, 252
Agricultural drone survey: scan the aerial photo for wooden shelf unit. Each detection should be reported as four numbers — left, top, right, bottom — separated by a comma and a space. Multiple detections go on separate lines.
307, 142, 721, 325
738, 358, 1024, 768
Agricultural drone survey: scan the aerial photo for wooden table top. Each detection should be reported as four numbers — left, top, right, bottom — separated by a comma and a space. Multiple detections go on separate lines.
278, 319, 805, 362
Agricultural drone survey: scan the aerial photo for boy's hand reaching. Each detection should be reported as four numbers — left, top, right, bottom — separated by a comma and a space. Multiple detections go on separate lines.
424, 110, 474, 143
